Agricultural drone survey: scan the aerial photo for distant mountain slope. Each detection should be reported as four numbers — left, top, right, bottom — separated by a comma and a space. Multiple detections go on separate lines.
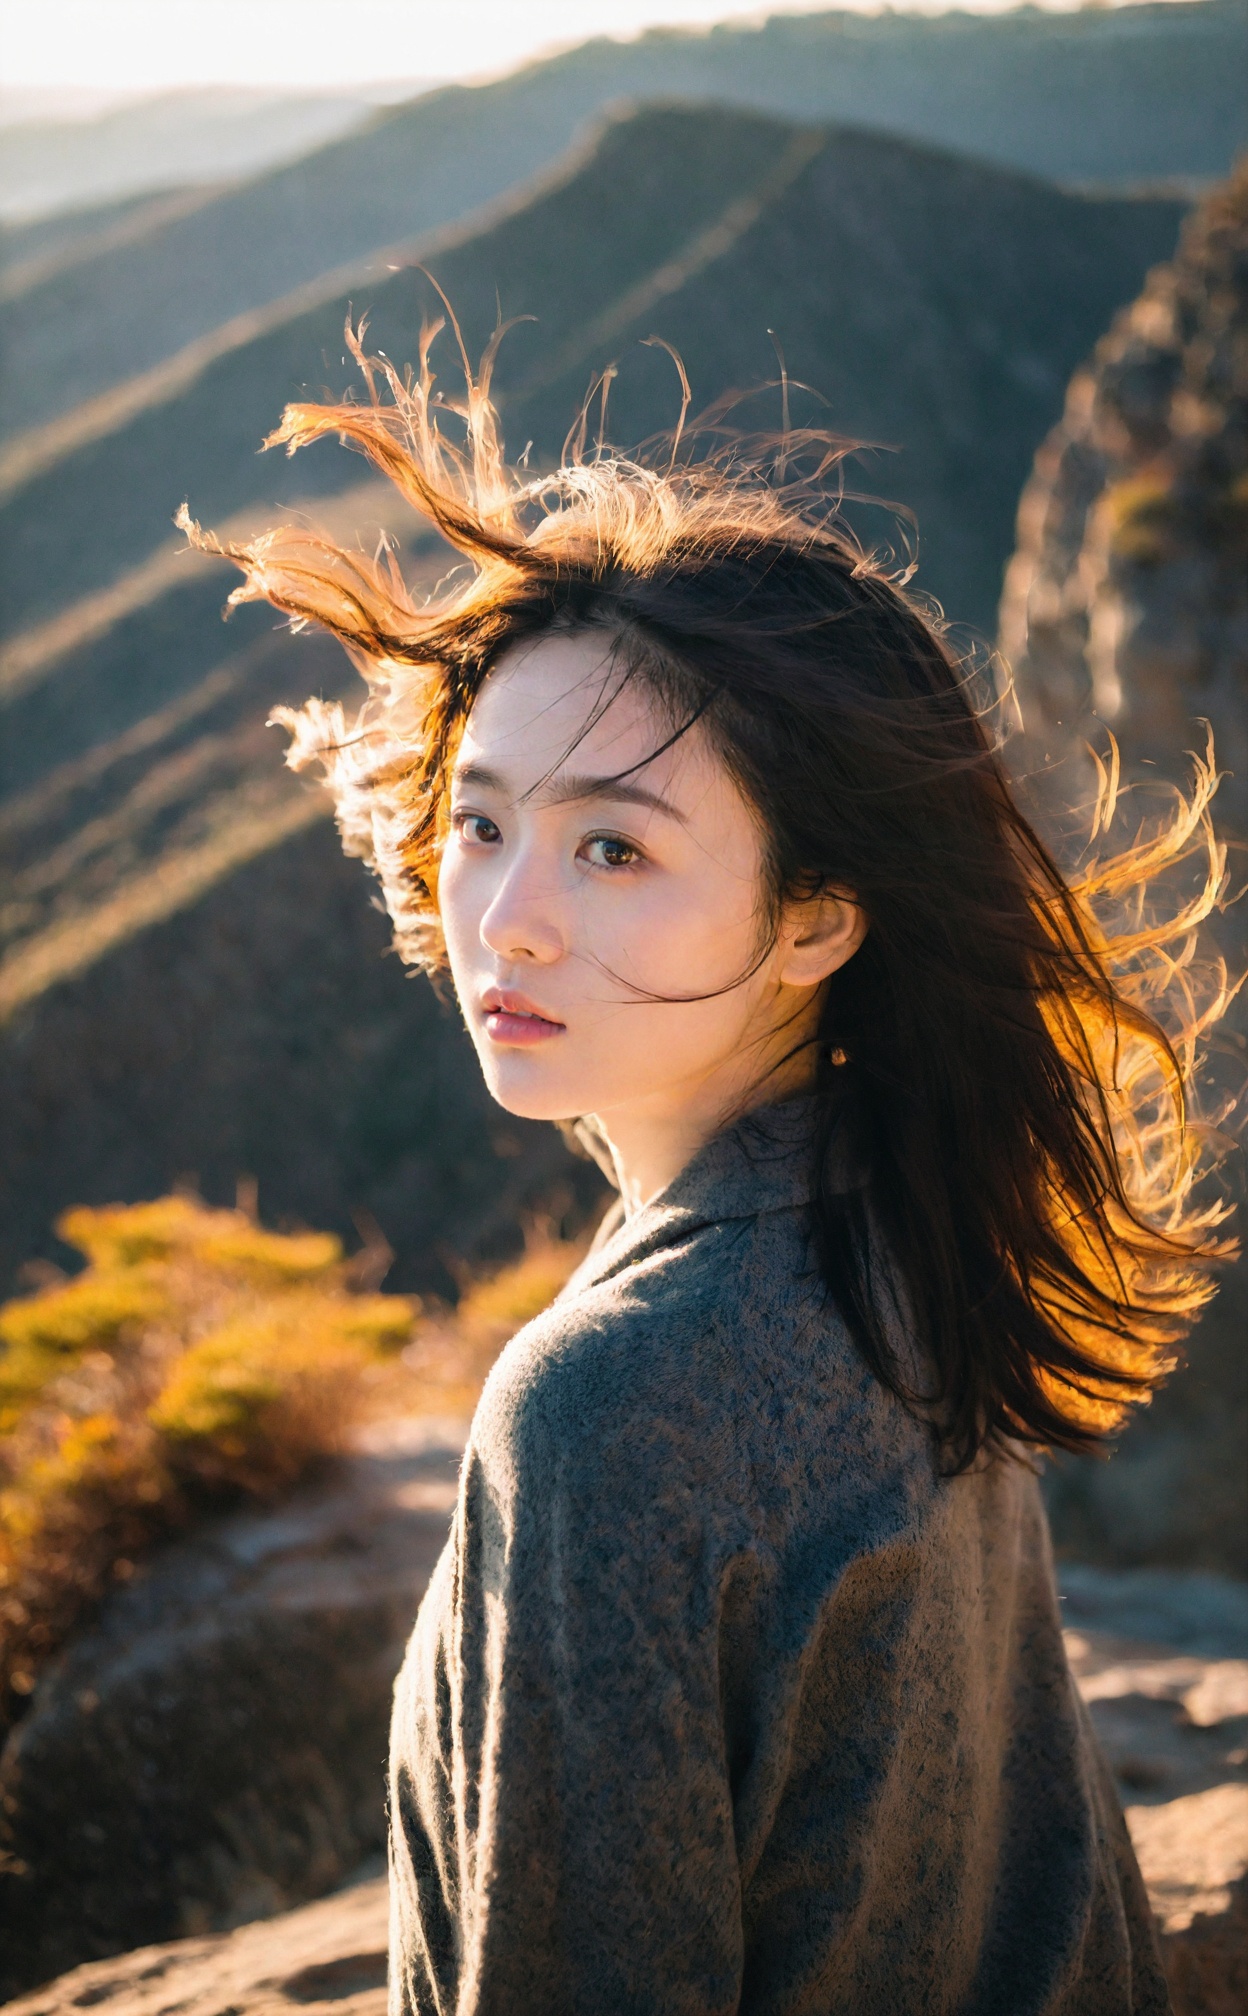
499, 129, 1187, 642
0, 480, 437, 1016
0, 807, 604, 1301
0, 87, 384, 222
0, 105, 1185, 1005
0, 107, 812, 1009
0, 188, 215, 276
0, 110, 1184, 731
0, 1, 1241, 441
0, 106, 804, 651
0, 104, 1191, 1293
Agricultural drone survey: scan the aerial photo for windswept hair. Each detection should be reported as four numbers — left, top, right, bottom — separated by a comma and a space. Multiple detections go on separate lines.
180, 315, 1238, 1468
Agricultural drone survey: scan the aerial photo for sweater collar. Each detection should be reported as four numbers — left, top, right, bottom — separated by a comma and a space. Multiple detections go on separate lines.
566, 1090, 863, 1296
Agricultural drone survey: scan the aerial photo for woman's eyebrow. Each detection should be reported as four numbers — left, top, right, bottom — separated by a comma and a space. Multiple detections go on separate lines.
453, 761, 686, 823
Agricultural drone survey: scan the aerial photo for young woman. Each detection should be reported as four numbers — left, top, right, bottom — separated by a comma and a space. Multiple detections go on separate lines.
185, 326, 1233, 2014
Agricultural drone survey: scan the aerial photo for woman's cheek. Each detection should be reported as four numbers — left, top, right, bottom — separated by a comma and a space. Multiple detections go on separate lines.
435, 850, 482, 971
610, 885, 723, 1000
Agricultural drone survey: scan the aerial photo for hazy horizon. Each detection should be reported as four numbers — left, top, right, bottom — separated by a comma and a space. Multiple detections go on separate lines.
3, 0, 1192, 114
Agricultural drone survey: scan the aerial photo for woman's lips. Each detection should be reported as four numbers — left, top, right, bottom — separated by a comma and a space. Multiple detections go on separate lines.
481, 993, 566, 1046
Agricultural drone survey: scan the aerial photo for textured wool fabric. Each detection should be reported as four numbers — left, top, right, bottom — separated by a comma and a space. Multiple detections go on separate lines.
388, 1098, 1169, 2015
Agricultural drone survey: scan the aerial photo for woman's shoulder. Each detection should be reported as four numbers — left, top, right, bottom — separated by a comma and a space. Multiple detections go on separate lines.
467, 1200, 926, 1509
477, 1215, 747, 1447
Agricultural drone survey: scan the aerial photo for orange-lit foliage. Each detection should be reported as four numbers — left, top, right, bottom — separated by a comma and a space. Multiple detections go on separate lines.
398, 1225, 586, 1415
0, 1196, 416, 1721
0, 1197, 582, 1726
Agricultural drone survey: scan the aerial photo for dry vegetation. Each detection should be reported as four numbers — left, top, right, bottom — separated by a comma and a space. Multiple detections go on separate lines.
393, 1228, 588, 1419
0, 1196, 582, 1729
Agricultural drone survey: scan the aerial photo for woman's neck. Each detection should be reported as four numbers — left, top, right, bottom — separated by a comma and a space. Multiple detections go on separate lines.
591, 1021, 820, 1217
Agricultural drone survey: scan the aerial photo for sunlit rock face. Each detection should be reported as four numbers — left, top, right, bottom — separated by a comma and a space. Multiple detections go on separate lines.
5, 1568, 1244, 2016
1000, 160, 1248, 829
998, 161, 1248, 1588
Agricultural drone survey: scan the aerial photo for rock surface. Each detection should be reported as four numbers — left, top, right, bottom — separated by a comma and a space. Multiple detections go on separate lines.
0, 1417, 466, 1999
1072, 1593, 1248, 2014
1134, 1786, 1248, 2016
996, 159, 1248, 1586
1061, 1564, 1248, 2011
4, 1570, 1246, 2016
998, 156, 1248, 827
3, 1872, 391, 2016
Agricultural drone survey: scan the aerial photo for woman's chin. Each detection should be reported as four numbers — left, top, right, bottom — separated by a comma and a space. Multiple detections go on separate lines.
478, 1056, 589, 1124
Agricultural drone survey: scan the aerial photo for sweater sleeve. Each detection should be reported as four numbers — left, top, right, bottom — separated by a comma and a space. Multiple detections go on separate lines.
387, 1322, 745, 2016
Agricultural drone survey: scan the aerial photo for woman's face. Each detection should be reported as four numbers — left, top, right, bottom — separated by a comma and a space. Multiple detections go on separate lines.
438, 630, 859, 1144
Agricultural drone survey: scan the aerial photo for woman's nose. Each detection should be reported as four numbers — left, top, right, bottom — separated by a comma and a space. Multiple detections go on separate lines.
478, 851, 566, 965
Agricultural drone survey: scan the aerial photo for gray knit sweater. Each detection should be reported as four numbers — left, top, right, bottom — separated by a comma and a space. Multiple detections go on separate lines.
388, 1099, 1168, 2015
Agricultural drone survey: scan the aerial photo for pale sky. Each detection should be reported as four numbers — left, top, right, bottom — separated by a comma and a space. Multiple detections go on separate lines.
3, 0, 1147, 99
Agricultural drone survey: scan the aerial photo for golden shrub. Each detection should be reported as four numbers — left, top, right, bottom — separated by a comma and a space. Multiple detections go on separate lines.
60, 1194, 343, 1282
1, 1196, 585, 1724
0, 1196, 418, 1722
454, 1234, 581, 1340
396, 1229, 585, 1414
0, 1271, 170, 1433
1102, 471, 1177, 564
150, 1291, 412, 1494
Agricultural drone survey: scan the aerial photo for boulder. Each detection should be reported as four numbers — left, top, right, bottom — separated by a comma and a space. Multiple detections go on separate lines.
2, 1871, 391, 2016
1066, 1585, 1248, 2016
3, 1553, 1245, 2014
998, 159, 1248, 831
8, 1611, 1246, 2016
1132, 1788, 1248, 2014
3, 1404, 1245, 2012
996, 161, 1248, 1585
0, 1416, 465, 1999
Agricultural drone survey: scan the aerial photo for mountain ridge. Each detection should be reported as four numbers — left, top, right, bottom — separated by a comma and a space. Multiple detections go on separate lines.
0, 112, 1185, 665
1, 2, 1241, 445
0, 101, 1194, 1297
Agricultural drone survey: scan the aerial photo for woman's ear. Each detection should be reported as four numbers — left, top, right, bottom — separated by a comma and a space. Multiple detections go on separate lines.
778, 886, 868, 988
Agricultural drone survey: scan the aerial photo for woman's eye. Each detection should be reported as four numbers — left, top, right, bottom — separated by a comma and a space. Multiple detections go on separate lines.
453, 812, 501, 846
582, 834, 640, 869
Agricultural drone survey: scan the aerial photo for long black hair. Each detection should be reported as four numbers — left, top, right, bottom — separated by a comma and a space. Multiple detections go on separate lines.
182, 318, 1235, 1468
